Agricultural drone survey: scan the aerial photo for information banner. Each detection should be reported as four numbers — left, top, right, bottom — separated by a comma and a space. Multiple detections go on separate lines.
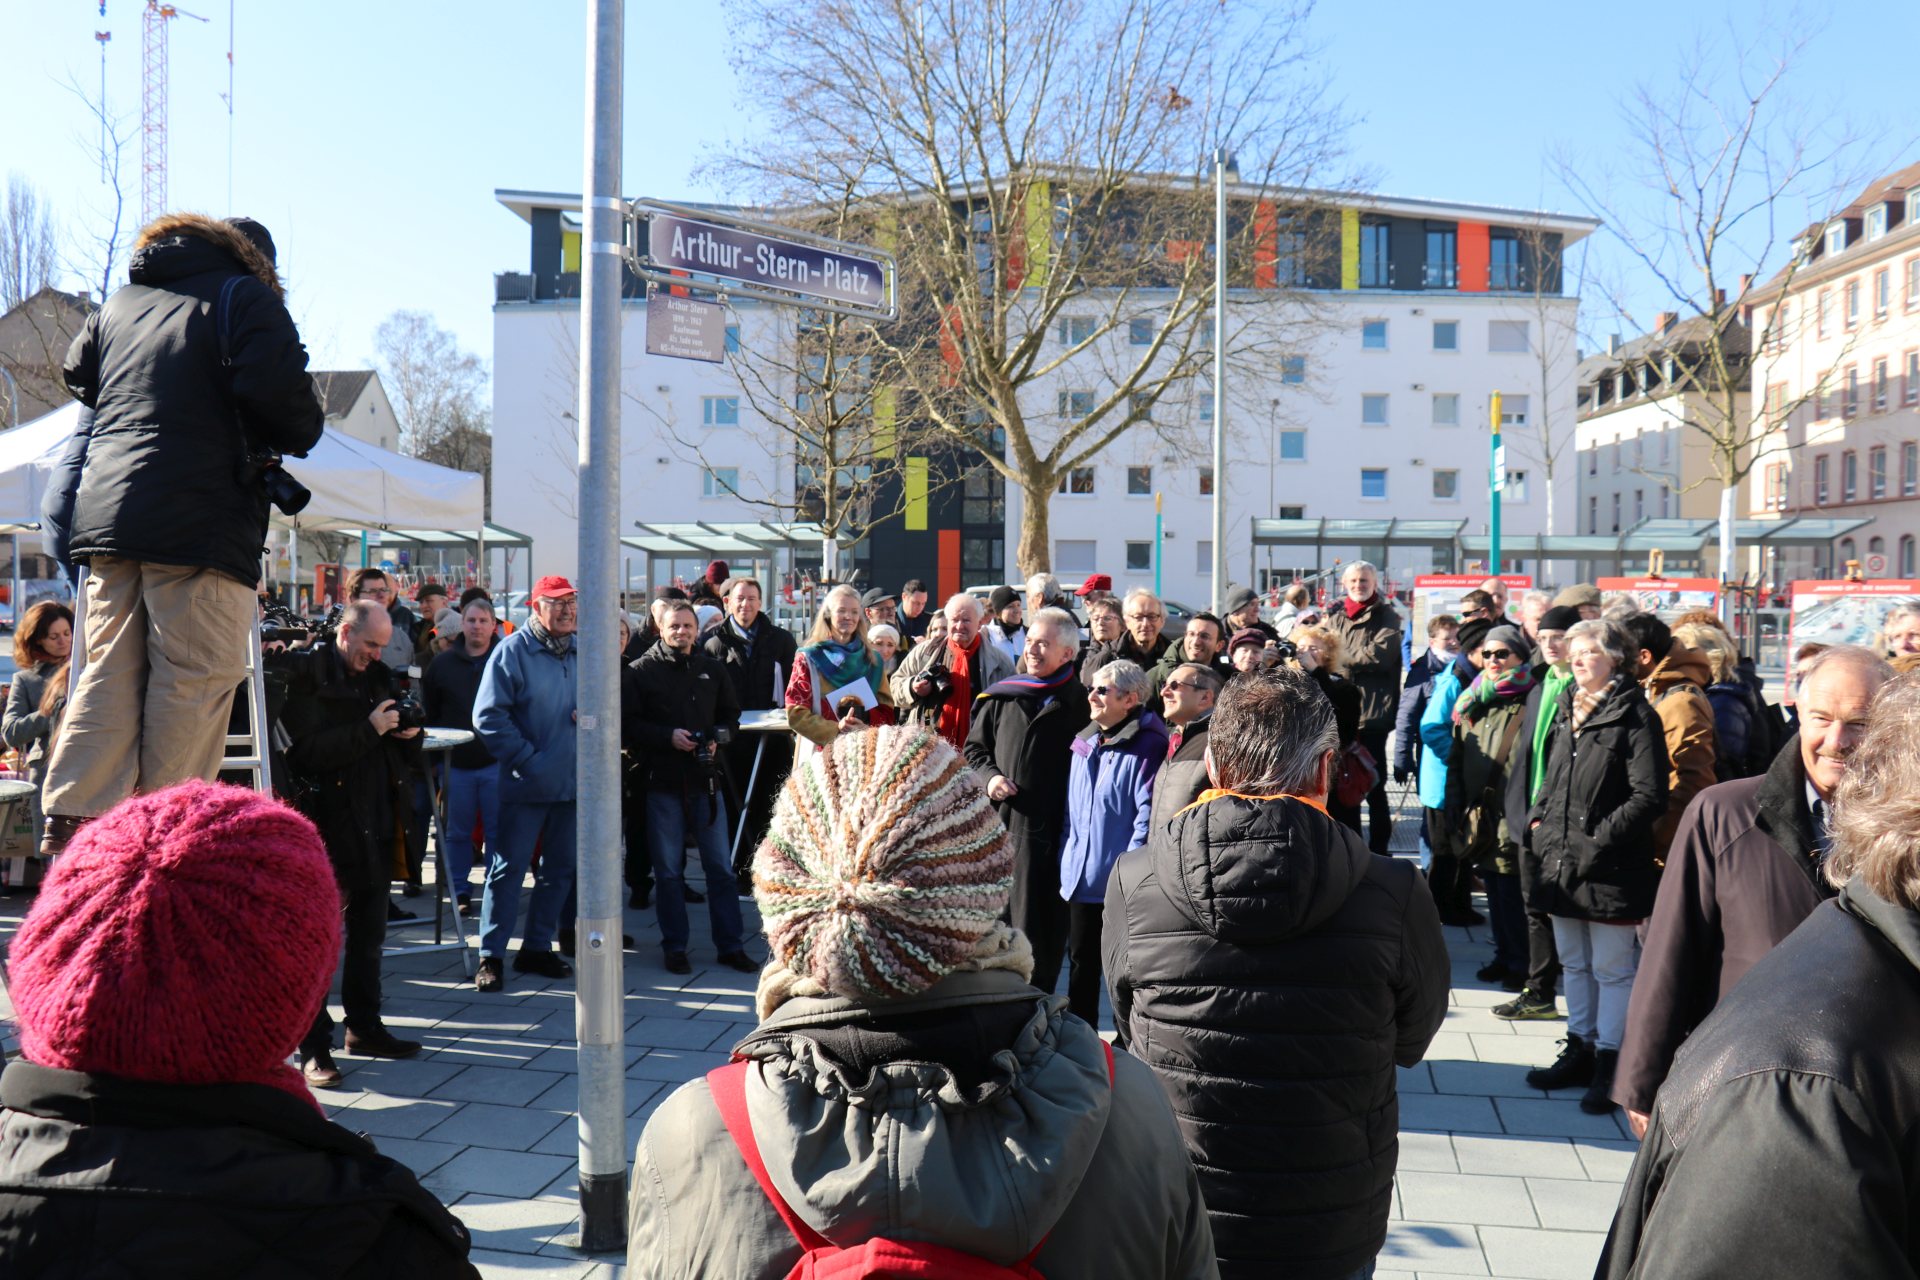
1410, 574, 1533, 644
1595, 578, 1721, 622
1785, 579, 1920, 694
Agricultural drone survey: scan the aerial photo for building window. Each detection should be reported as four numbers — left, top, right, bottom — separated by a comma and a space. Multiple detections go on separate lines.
1660, 484, 1671, 517
1815, 454, 1830, 504
1359, 468, 1388, 500
701, 396, 740, 426
1277, 429, 1307, 461
1197, 466, 1214, 496
1611, 493, 1621, 532
1362, 319, 1388, 350
1634, 433, 1645, 465
1872, 447, 1888, 499
1361, 394, 1389, 426
1056, 466, 1096, 495
1194, 540, 1214, 574
1126, 465, 1152, 495
1499, 394, 1529, 428
1817, 289, 1832, 338
1489, 233, 1522, 289
1281, 355, 1306, 384
1359, 221, 1390, 287
1489, 320, 1530, 353
1841, 537, 1857, 567
1424, 225, 1458, 288
1588, 495, 1598, 535
1127, 317, 1154, 345
1432, 320, 1459, 351
1765, 463, 1787, 511
1843, 450, 1858, 502
1874, 358, 1890, 413
1909, 258, 1920, 308
1908, 352, 1920, 405
1846, 279, 1861, 328
1903, 535, 1917, 577
724, 324, 741, 354
1587, 446, 1597, 475
1129, 392, 1154, 421
1125, 541, 1153, 572
1876, 269, 1892, 318
1198, 398, 1212, 424
701, 466, 740, 498
1844, 365, 1860, 418
1432, 393, 1460, 427
1634, 489, 1644, 523
1432, 468, 1459, 500
1054, 540, 1097, 574
1868, 206, 1888, 240
1826, 222, 1847, 256
1057, 315, 1095, 346
1058, 389, 1095, 418
1612, 434, 1622, 472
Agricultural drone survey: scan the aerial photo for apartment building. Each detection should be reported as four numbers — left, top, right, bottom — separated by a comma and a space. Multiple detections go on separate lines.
1573, 313, 1751, 571
491, 185, 1595, 600
1748, 162, 1920, 580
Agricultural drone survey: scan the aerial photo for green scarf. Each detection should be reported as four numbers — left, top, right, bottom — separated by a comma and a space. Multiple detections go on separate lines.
1528, 664, 1574, 804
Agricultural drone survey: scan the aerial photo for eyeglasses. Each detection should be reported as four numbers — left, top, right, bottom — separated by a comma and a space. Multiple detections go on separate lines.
544, 599, 579, 612
1482, 648, 1513, 660
1162, 680, 1196, 693
1125, 611, 1165, 622
1089, 685, 1113, 698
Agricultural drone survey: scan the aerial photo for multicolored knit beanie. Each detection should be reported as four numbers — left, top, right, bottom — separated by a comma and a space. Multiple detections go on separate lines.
755, 726, 1012, 1003
9, 781, 341, 1109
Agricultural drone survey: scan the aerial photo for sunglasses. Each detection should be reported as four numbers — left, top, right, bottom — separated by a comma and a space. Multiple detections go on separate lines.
1162, 680, 1197, 693
1089, 685, 1124, 698
1482, 648, 1514, 660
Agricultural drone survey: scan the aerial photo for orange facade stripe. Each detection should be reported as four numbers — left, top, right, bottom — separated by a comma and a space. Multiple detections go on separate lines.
1458, 221, 1489, 293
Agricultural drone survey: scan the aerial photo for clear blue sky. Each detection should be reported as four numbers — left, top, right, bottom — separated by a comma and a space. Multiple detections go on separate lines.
4, 1, 1916, 379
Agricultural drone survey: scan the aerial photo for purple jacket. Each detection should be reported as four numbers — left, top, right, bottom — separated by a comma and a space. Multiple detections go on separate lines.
1060, 709, 1169, 903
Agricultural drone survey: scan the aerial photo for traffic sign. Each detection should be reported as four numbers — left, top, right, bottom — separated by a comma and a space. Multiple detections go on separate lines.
1867, 552, 1889, 576
625, 199, 896, 321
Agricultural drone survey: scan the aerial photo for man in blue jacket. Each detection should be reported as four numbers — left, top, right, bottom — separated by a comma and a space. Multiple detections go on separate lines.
472, 576, 579, 993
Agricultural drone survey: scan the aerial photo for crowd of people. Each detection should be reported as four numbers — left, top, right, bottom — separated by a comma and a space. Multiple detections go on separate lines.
12, 534, 1920, 1276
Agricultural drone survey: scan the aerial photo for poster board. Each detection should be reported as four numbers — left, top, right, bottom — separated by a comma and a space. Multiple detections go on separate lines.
1785, 579, 1920, 695
1595, 578, 1721, 623
1410, 574, 1533, 643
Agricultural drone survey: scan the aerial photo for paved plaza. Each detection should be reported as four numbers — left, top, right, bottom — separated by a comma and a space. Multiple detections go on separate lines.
0, 785, 1636, 1279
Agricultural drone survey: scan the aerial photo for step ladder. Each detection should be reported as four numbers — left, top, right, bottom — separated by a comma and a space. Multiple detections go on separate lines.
223, 625, 275, 795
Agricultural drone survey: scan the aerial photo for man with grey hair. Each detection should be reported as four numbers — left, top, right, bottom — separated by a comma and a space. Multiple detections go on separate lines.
1105, 666, 1448, 1279
1613, 643, 1895, 1135
1518, 588, 1553, 643
892, 591, 1011, 749
1598, 668, 1920, 1278
1882, 601, 1920, 657
1325, 559, 1403, 853
966, 607, 1090, 993
1150, 662, 1222, 834
1087, 586, 1172, 675
1058, 659, 1166, 1025
1025, 571, 1064, 617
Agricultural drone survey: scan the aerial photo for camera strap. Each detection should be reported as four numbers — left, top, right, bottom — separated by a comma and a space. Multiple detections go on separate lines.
215, 275, 245, 368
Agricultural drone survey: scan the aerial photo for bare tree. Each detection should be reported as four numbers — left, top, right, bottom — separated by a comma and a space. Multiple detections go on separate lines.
1554, 19, 1867, 596
1, 175, 58, 312
1499, 225, 1587, 544
373, 310, 494, 512
717, 0, 1350, 578
59, 73, 135, 305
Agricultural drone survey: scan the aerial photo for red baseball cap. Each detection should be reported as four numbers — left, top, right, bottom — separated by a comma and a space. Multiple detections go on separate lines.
530, 575, 578, 601
1074, 573, 1113, 596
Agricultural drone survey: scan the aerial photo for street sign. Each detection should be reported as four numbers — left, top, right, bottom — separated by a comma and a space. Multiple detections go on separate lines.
1491, 443, 1507, 493
1867, 552, 1890, 576
626, 199, 896, 321
644, 294, 726, 363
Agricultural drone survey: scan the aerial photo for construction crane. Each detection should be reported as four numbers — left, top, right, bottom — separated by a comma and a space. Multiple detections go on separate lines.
141, 1, 209, 225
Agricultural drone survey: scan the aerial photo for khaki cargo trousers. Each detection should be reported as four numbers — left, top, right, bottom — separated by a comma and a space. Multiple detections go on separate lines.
43, 556, 254, 820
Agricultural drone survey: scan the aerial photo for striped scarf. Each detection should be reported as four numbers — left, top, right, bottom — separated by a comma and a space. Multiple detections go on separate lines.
1455, 663, 1536, 725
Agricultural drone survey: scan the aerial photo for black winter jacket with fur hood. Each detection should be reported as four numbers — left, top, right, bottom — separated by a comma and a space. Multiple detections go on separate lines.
62, 213, 323, 584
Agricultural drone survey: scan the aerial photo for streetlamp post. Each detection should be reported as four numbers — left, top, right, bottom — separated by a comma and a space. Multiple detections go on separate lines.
1209, 147, 1228, 613
1489, 390, 1505, 575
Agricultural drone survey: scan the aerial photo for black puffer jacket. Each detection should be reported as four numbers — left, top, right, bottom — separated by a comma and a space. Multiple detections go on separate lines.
1526, 674, 1669, 921
622, 641, 741, 790
61, 213, 323, 585
1597, 881, 1920, 1278
0, 1062, 478, 1278
1103, 793, 1450, 1280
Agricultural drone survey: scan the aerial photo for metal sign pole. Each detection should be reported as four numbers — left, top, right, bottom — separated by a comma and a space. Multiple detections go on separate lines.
573, 0, 627, 1251
1210, 148, 1229, 614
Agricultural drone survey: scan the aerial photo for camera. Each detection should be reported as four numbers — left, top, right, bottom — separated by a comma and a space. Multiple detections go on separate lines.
834, 695, 870, 723
1272, 637, 1299, 662
242, 450, 312, 516
688, 724, 736, 756
917, 662, 954, 702
393, 665, 428, 732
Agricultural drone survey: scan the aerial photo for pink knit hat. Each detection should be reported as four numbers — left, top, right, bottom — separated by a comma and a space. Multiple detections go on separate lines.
9, 781, 341, 1109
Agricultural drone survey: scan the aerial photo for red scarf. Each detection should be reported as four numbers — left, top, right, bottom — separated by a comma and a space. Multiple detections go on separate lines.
936, 634, 980, 749
1343, 594, 1374, 619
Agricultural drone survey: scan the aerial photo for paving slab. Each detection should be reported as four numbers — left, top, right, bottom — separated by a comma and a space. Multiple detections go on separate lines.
1396, 1172, 1539, 1227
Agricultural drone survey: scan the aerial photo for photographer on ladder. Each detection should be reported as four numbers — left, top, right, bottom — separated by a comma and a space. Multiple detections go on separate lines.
624, 599, 753, 977
42, 214, 323, 853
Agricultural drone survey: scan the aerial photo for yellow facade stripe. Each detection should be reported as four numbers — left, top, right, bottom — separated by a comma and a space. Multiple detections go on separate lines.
871, 387, 897, 458
1023, 180, 1051, 288
904, 456, 929, 531
1339, 209, 1359, 291
562, 230, 581, 274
